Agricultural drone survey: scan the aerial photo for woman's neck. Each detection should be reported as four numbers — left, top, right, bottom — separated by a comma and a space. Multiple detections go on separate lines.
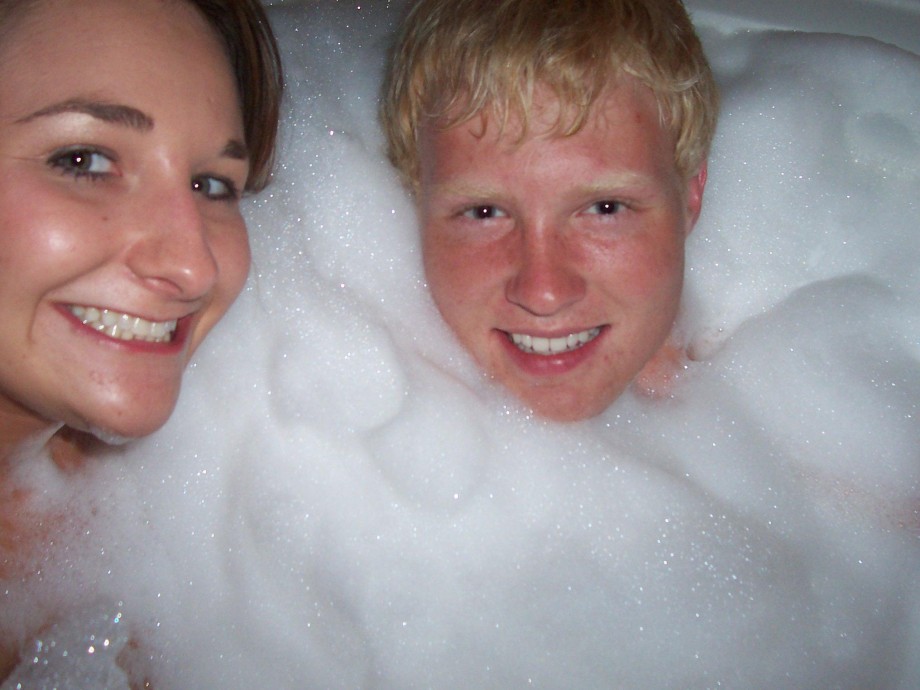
0, 408, 57, 464
0, 406, 103, 472
47, 427, 106, 472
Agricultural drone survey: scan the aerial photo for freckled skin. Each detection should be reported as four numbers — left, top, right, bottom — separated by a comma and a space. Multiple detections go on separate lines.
418, 80, 706, 420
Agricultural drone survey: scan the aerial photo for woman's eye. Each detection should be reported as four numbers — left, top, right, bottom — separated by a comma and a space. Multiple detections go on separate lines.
586, 200, 623, 215
48, 148, 116, 179
192, 175, 239, 201
462, 205, 507, 220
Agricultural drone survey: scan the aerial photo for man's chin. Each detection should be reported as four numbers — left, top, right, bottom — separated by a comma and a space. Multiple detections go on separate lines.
510, 382, 620, 422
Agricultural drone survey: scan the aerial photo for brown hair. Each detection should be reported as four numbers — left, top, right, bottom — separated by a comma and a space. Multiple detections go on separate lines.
381, 0, 718, 189
186, 0, 284, 192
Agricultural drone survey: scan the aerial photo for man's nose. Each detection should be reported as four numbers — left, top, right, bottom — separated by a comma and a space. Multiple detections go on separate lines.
123, 182, 219, 300
504, 224, 586, 317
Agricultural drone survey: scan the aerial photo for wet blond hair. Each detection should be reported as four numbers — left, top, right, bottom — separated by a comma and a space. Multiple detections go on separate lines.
381, 0, 718, 189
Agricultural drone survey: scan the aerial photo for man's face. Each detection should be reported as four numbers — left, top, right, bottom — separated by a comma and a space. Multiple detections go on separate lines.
417, 79, 706, 421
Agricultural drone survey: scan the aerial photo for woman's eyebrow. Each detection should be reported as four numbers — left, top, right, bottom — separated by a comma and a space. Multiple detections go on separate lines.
15, 97, 154, 131
222, 139, 248, 161
17, 96, 248, 161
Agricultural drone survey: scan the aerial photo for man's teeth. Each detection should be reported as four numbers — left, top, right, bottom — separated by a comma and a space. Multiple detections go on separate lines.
69, 306, 177, 343
510, 327, 601, 355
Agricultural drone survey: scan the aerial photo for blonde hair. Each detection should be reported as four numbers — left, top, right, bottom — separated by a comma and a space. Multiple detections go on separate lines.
381, 0, 718, 188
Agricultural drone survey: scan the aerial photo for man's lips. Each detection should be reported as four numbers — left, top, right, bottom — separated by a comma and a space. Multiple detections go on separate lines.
506, 327, 602, 355
67, 305, 179, 344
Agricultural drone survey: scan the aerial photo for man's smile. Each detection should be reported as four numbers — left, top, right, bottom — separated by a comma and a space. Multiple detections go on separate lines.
506, 327, 602, 356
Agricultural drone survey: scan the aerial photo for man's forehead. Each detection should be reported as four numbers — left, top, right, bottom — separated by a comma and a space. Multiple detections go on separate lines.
424, 76, 663, 147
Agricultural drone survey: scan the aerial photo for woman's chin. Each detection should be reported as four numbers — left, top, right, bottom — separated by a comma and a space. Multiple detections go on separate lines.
82, 426, 137, 446
65, 403, 176, 447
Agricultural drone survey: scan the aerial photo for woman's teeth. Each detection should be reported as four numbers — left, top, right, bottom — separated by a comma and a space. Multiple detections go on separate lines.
69, 305, 177, 343
510, 327, 601, 355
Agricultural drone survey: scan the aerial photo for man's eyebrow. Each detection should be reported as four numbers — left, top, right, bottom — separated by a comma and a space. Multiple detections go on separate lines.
427, 181, 494, 197
580, 172, 660, 193
15, 98, 154, 131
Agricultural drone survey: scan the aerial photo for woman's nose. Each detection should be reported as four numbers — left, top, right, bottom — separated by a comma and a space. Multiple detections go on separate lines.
124, 183, 219, 300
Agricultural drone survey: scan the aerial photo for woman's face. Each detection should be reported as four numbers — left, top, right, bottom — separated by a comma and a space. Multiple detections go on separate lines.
0, 0, 251, 440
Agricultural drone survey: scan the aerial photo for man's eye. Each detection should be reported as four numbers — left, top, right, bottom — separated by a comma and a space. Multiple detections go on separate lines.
192, 175, 240, 201
462, 205, 507, 220
586, 200, 623, 215
48, 148, 116, 179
